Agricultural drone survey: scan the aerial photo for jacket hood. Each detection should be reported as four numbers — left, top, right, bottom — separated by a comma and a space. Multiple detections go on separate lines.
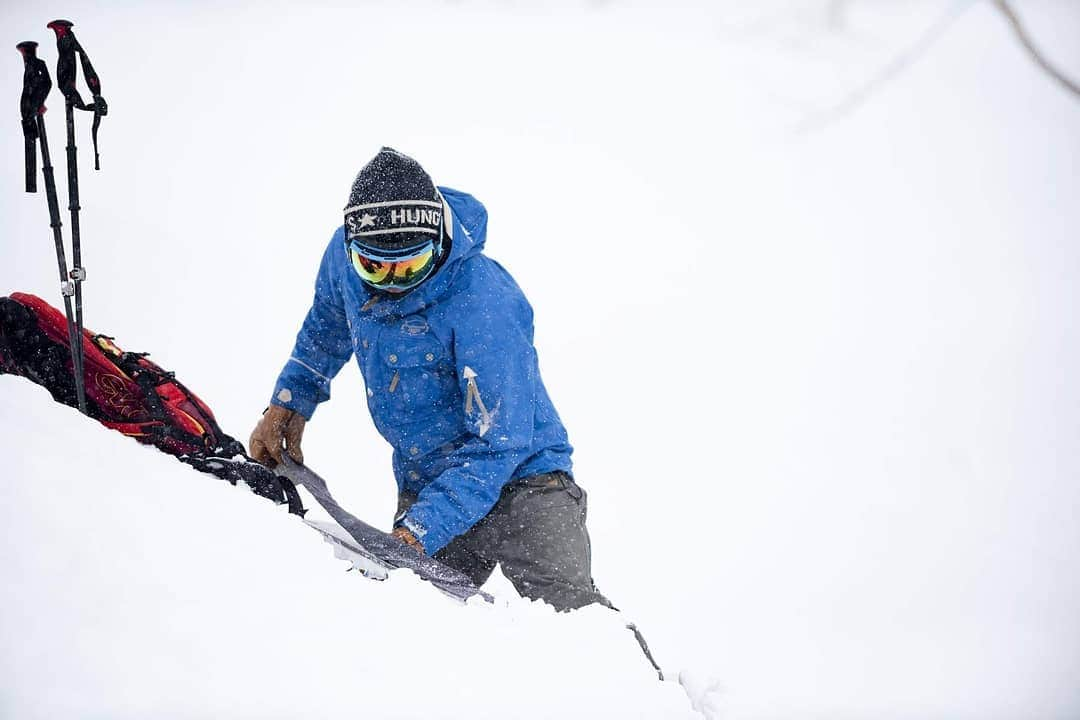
359, 186, 488, 319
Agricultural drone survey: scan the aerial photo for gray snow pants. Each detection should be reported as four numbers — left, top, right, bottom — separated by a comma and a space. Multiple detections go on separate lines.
398, 471, 611, 612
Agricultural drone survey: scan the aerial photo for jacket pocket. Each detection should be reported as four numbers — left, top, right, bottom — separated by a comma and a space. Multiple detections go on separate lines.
367, 325, 457, 436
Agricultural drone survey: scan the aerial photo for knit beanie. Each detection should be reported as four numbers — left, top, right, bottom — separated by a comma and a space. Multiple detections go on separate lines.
344, 147, 443, 253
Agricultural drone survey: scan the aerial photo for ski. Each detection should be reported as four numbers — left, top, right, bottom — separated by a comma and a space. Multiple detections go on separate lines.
277, 456, 493, 604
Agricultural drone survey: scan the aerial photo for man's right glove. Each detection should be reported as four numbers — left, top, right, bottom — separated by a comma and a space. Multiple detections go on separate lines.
392, 526, 425, 554
249, 404, 306, 468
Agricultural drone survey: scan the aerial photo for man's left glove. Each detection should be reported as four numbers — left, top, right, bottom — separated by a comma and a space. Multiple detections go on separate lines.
392, 526, 425, 554
249, 404, 306, 468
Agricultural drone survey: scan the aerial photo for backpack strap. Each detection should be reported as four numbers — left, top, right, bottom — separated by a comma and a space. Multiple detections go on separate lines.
183, 453, 306, 516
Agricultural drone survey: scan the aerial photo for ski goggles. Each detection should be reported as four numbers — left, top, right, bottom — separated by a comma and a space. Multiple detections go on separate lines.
347, 240, 438, 292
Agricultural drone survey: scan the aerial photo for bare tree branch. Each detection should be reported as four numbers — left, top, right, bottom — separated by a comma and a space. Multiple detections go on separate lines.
993, 0, 1080, 100
797, 0, 977, 132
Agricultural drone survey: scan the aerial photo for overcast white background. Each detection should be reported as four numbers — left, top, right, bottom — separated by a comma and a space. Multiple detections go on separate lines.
2, 1, 1078, 718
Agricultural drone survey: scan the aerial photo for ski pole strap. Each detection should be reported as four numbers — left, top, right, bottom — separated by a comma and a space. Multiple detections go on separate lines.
77, 38, 107, 171
16, 41, 51, 193
47, 20, 107, 170
89, 98, 106, 170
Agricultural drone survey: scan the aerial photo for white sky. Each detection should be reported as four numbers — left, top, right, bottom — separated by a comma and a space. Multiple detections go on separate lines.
2, 1, 1078, 718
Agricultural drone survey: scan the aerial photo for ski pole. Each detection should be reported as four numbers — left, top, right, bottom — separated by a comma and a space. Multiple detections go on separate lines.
48, 19, 106, 387
62, 89, 87, 389
37, 116, 88, 415
46, 18, 97, 388
17, 40, 88, 415
626, 622, 665, 681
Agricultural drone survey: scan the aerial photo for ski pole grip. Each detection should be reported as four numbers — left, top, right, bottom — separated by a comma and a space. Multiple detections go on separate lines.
17, 40, 41, 193
46, 19, 75, 36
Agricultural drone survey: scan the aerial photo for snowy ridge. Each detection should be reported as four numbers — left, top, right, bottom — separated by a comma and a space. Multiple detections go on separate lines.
0, 381, 708, 719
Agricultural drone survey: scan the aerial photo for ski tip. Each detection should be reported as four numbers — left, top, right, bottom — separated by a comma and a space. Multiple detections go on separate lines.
47, 19, 75, 32
16, 40, 38, 54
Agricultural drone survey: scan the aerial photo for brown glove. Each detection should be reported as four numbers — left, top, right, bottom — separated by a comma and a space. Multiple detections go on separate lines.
249, 404, 306, 467
392, 526, 425, 554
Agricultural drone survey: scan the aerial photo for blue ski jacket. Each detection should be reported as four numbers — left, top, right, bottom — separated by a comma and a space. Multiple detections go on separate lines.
270, 187, 573, 554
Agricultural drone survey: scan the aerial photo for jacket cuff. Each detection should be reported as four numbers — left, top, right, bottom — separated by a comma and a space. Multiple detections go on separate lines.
401, 505, 452, 555
270, 379, 319, 420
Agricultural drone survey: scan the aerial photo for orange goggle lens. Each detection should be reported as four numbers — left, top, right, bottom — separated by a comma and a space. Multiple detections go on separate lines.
348, 242, 436, 290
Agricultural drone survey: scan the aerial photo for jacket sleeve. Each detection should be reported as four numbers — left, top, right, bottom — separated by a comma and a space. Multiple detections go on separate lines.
270, 235, 354, 420
400, 295, 538, 555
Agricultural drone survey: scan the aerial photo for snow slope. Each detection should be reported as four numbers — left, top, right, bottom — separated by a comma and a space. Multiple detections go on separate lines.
0, 381, 696, 719
3, 1, 1079, 718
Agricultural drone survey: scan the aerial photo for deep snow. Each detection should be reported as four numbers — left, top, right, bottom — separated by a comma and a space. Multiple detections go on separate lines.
3, 1, 1079, 718
0, 382, 701, 719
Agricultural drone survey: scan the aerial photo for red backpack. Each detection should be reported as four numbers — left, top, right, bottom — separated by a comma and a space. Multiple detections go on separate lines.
2, 292, 228, 454
1, 292, 301, 511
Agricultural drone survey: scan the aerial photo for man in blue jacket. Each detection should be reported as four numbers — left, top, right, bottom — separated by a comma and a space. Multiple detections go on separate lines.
250, 148, 607, 611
